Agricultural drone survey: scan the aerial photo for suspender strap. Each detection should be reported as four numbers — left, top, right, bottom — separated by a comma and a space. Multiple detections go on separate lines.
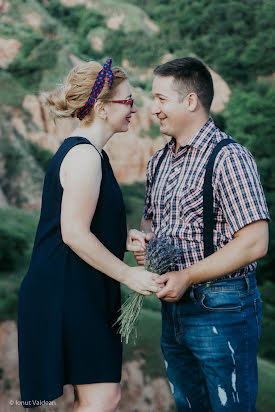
203, 138, 235, 258
152, 144, 169, 183
151, 138, 236, 259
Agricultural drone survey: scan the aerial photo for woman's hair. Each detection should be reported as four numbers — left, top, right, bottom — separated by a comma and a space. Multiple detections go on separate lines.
43, 61, 127, 125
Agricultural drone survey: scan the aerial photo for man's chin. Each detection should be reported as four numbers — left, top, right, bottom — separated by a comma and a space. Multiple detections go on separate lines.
159, 126, 170, 136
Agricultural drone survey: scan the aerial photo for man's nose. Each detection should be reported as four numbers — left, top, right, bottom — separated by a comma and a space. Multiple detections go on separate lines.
131, 104, 137, 113
151, 99, 160, 115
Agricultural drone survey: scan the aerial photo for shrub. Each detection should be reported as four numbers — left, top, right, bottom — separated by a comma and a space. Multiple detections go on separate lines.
0, 207, 38, 270
104, 29, 165, 67
28, 141, 53, 172
0, 70, 27, 107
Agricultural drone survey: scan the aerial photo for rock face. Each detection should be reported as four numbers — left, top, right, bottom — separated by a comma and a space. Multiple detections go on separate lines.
209, 68, 231, 113
11, 83, 170, 187
1, 59, 231, 209
22, 11, 42, 31
120, 359, 174, 411
0, 320, 174, 412
0, 38, 21, 69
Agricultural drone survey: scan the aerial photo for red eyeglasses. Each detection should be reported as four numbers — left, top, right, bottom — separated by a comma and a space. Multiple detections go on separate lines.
105, 98, 134, 107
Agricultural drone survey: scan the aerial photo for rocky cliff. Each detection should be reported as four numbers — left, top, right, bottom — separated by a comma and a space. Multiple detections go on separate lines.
0, 0, 231, 208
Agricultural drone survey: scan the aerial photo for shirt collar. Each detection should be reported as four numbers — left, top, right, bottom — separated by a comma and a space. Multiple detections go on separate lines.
168, 118, 216, 153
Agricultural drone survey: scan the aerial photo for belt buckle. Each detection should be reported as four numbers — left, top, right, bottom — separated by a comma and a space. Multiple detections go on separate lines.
206, 281, 212, 288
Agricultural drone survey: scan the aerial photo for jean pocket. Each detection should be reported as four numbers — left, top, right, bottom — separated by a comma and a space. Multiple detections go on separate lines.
200, 291, 242, 312
254, 297, 262, 340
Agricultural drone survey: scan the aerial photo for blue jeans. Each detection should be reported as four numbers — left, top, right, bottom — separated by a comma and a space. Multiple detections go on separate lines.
160, 272, 262, 411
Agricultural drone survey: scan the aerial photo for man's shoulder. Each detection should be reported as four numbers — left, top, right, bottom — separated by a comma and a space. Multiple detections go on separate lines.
148, 144, 168, 167
214, 129, 254, 165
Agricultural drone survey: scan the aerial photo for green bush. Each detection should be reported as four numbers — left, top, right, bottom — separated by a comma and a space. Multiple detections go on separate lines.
8, 38, 60, 91
125, 0, 274, 84
0, 137, 23, 178
225, 84, 275, 283
28, 141, 53, 172
0, 285, 20, 322
44, 0, 104, 60
104, 29, 165, 67
0, 70, 27, 107
120, 182, 146, 228
258, 282, 275, 362
0, 207, 38, 270
0, 136, 26, 204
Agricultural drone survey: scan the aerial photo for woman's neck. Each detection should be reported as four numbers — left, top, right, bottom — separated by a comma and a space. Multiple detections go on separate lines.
70, 121, 113, 152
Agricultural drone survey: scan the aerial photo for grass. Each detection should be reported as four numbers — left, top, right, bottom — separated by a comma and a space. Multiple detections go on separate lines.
257, 358, 275, 412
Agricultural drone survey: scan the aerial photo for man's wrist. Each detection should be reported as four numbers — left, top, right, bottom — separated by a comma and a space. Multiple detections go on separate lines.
179, 268, 195, 287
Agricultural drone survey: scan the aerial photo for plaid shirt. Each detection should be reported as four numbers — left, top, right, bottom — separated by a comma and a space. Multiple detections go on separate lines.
143, 118, 270, 279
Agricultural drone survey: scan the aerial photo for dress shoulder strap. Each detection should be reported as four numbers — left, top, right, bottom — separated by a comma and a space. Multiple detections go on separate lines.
66, 136, 103, 158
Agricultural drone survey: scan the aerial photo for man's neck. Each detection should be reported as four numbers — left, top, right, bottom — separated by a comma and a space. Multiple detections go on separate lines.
174, 116, 209, 152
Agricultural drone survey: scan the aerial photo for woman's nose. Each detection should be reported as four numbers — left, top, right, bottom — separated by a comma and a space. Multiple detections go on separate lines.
131, 104, 137, 113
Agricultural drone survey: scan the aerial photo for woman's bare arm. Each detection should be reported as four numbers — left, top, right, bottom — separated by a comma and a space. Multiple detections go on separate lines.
60, 144, 159, 295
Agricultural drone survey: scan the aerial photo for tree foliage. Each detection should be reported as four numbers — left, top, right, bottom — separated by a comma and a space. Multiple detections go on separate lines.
125, 0, 275, 83
225, 84, 275, 282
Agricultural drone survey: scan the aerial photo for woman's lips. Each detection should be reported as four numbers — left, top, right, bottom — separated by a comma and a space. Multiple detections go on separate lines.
126, 117, 131, 123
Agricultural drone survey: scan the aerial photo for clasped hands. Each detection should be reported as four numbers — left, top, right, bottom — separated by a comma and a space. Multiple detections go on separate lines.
126, 229, 191, 302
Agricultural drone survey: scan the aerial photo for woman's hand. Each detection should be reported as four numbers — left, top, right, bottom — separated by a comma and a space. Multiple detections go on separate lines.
126, 229, 146, 252
124, 266, 161, 296
133, 232, 155, 265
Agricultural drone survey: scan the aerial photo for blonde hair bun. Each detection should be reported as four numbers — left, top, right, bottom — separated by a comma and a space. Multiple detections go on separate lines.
43, 60, 127, 125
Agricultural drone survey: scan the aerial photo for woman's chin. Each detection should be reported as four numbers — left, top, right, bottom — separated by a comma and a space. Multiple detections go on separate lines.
117, 124, 129, 133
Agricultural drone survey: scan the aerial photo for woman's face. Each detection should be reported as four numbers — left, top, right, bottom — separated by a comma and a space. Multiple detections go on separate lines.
105, 80, 137, 133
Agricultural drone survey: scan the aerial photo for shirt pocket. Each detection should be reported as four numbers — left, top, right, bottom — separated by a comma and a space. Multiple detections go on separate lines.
177, 185, 203, 225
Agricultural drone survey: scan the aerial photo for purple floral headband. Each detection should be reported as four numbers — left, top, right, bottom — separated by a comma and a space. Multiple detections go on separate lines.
77, 58, 114, 120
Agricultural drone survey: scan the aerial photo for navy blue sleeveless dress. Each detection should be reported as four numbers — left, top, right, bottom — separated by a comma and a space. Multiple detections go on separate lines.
17, 136, 127, 408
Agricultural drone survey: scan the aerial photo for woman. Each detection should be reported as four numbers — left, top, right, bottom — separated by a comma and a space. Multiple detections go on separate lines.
17, 58, 159, 411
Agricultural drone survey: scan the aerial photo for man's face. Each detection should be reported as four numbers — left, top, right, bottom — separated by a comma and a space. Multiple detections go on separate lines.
151, 75, 188, 138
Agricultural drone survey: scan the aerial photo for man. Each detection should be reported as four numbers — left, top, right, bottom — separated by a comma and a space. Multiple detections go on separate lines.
134, 57, 270, 411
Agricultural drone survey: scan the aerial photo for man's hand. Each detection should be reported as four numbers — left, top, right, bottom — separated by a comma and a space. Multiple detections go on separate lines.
126, 229, 147, 252
134, 232, 155, 265
155, 270, 192, 302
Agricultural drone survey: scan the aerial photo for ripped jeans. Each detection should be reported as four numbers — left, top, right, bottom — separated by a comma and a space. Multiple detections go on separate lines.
160, 271, 262, 412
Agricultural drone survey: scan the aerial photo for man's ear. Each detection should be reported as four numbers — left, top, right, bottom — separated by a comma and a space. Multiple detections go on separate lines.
186, 92, 199, 112
94, 101, 107, 120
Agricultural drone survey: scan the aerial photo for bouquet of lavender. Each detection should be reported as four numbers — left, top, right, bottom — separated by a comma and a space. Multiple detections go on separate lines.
114, 237, 182, 343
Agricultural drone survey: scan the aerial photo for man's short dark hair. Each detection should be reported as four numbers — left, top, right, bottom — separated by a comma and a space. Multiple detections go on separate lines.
154, 57, 214, 113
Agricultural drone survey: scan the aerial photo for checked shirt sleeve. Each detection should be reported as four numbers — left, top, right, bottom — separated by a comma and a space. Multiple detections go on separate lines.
143, 158, 154, 220
216, 152, 270, 235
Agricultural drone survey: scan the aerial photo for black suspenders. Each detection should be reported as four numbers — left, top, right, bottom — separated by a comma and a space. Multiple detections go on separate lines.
151, 138, 236, 258
203, 139, 235, 257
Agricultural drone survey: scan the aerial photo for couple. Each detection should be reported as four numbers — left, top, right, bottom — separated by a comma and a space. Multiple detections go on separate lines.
18, 57, 270, 412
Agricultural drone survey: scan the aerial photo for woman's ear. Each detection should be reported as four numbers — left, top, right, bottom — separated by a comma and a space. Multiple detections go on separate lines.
94, 101, 107, 120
